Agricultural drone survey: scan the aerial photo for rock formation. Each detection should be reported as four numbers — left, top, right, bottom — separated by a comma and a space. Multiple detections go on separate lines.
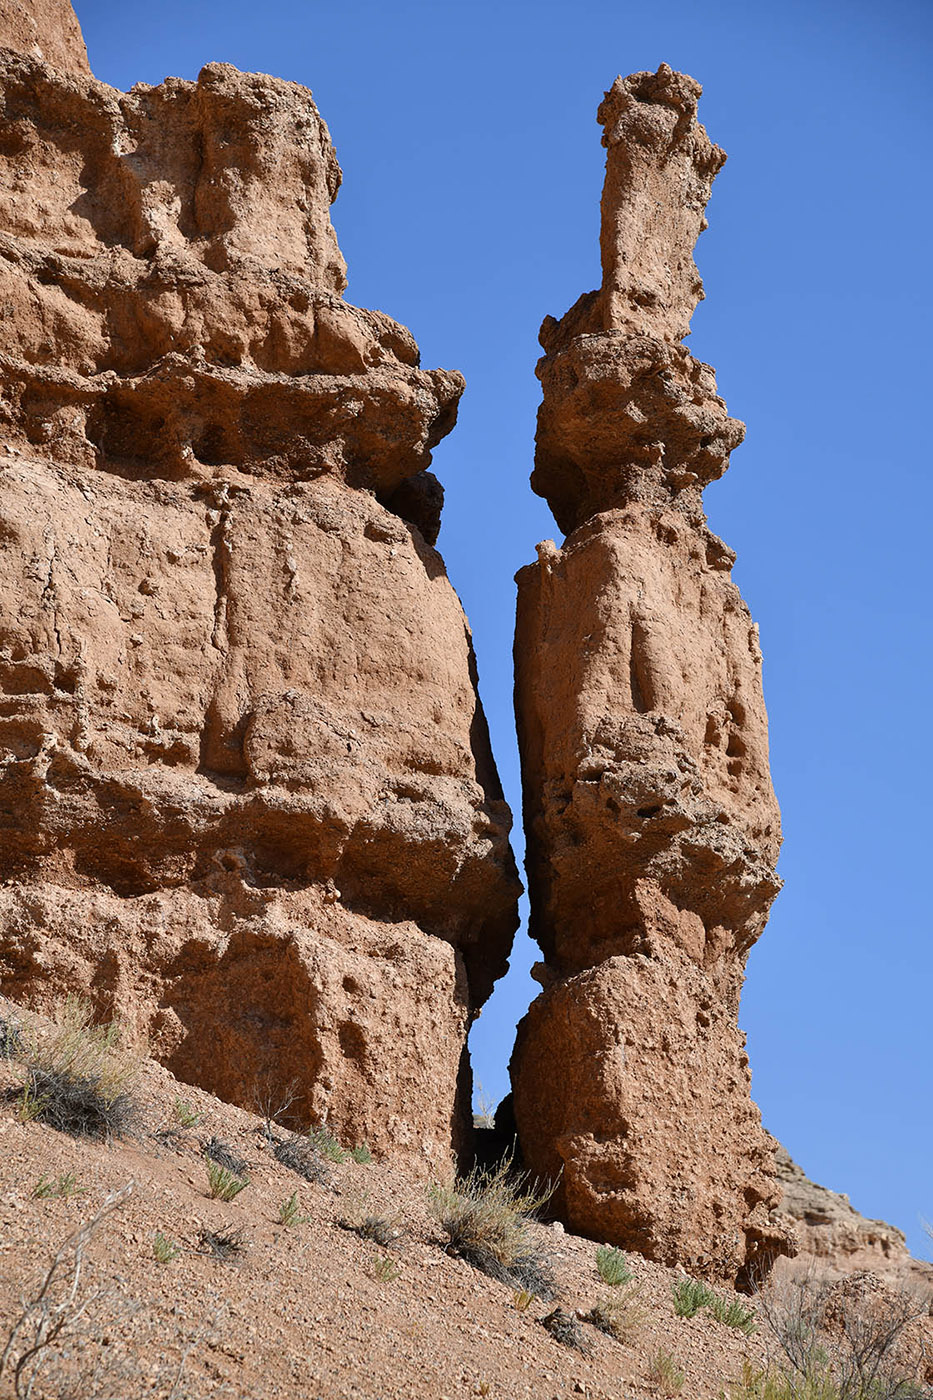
0, 1, 520, 1170
510, 65, 792, 1286
773, 1146, 933, 1291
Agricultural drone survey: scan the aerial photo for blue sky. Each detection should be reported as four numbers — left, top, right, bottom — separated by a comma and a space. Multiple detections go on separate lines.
76, 0, 933, 1256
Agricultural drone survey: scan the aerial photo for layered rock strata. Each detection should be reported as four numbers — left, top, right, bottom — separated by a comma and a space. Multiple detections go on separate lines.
510, 65, 791, 1285
0, 3, 520, 1169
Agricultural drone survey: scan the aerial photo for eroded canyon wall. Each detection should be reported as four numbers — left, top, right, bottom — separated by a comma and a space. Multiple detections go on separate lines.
510, 65, 792, 1285
0, 2, 520, 1169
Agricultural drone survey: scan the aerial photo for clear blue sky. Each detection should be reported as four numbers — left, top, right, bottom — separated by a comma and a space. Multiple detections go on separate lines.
76, 0, 933, 1257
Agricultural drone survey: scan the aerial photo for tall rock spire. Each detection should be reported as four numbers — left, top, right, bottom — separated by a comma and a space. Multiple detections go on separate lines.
0, 8, 520, 1170
510, 64, 793, 1286
0, 0, 91, 74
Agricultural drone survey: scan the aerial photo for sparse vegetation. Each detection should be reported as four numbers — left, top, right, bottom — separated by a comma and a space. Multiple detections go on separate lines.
205, 1160, 249, 1201
540, 1307, 592, 1354
733, 1275, 930, 1400
10, 998, 139, 1142
307, 1124, 347, 1164
272, 1132, 331, 1186
512, 1288, 535, 1312
369, 1254, 401, 1283
596, 1244, 634, 1287
203, 1136, 248, 1176
0, 1017, 23, 1059
277, 1191, 311, 1227
173, 1098, 201, 1129
584, 1284, 646, 1344
32, 1173, 86, 1200
0, 1185, 131, 1398
672, 1275, 716, 1318
153, 1232, 180, 1264
348, 1143, 373, 1164
429, 1155, 557, 1299
650, 1348, 686, 1395
709, 1292, 757, 1335
197, 1227, 246, 1263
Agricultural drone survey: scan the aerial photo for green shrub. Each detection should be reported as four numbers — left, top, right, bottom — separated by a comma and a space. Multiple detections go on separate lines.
153, 1232, 180, 1264
650, 1349, 685, 1396
32, 1173, 86, 1200
307, 1125, 347, 1164
369, 1254, 400, 1283
205, 1161, 249, 1202
277, 1192, 311, 1227
709, 1293, 757, 1335
596, 1244, 634, 1287
173, 1098, 201, 1129
348, 1144, 373, 1164
672, 1275, 715, 1318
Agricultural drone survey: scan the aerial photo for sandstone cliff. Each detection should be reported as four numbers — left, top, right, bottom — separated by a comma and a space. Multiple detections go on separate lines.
510, 65, 792, 1287
0, 2, 520, 1170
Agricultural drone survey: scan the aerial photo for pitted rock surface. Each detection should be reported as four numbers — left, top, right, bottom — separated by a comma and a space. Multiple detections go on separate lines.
510, 64, 792, 1284
0, 2, 519, 1170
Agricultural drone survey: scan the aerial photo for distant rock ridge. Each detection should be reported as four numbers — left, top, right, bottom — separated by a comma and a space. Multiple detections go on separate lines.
0, 0, 520, 1171
510, 65, 792, 1287
773, 1145, 933, 1290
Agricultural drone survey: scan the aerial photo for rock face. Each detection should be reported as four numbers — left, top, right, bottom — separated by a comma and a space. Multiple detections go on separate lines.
0, 3, 520, 1170
773, 1146, 933, 1291
510, 65, 791, 1285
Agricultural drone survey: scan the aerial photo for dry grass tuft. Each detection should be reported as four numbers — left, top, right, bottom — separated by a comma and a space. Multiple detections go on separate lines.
12, 998, 140, 1142
429, 1155, 558, 1299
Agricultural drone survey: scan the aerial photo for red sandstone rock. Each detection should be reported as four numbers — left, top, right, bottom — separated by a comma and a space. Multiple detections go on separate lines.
0, 0, 88, 73
510, 64, 792, 1285
0, 2, 519, 1171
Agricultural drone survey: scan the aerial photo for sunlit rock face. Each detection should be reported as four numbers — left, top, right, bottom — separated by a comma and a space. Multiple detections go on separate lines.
510, 64, 792, 1286
0, 1, 520, 1172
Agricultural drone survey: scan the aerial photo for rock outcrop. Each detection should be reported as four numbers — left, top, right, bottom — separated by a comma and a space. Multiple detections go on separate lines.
0, 2, 520, 1170
510, 65, 791, 1285
773, 1146, 933, 1291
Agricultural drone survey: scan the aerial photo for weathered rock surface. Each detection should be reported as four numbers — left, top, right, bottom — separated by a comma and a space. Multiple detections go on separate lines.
511, 65, 791, 1284
773, 1146, 933, 1291
0, 2, 520, 1170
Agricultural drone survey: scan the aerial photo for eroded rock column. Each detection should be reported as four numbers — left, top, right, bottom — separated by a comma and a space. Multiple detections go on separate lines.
510, 65, 792, 1284
0, 3, 520, 1171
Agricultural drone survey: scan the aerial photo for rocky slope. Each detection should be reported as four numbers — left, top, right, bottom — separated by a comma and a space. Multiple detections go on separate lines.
0, 1, 520, 1171
510, 65, 791, 1287
5, 995, 931, 1400
773, 1145, 933, 1291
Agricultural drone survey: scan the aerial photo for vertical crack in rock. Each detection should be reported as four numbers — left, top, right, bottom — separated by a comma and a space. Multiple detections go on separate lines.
0, 0, 520, 1173
510, 64, 794, 1286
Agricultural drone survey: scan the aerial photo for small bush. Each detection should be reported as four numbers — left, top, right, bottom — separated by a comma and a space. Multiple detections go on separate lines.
596, 1244, 634, 1287
173, 1099, 201, 1129
205, 1161, 249, 1202
0, 1017, 23, 1059
14, 998, 139, 1141
307, 1125, 347, 1164
540, 1308, 592, 1355
277, 1192, 311, 1227
273, 1133, 331, 1186
348, 1144, 373, 1164
744, 1274, 930, 1400
709, 1292, 757, 1335
197, 1227, 245, 1263
429, 1156, 557, 1299
33, 1173, 86, 1200
203, 1137, 248, 1176
650, 1349, 686, 1396
369, 1254, 401, 1283
584, 1284, 646, 1344
152, 1232, 180, 1264
672, 1275, 715, 1318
